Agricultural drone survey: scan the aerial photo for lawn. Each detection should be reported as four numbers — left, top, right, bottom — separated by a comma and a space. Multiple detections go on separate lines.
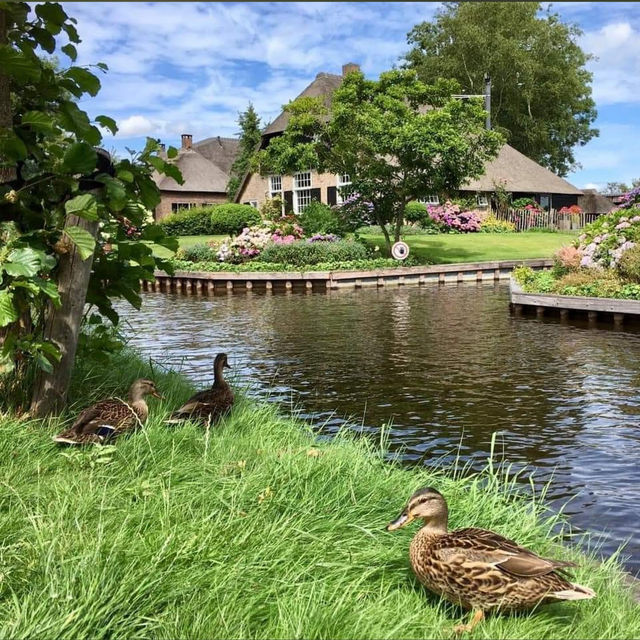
361, 231, 578, 264
150, 234, 229, 259
0, 349, 637, 639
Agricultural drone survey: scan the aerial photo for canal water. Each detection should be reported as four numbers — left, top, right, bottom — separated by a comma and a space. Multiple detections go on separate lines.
117, 283, 640, 574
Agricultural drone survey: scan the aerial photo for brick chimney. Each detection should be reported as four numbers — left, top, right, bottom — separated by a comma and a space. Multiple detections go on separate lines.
181, 133, 192, 150
342, 62, 360, 76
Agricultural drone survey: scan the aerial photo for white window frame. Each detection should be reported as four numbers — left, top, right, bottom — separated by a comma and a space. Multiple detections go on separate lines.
476, 194, 489, 207
268, 175, 284, 215
336, 173, 352, 205
171, 201, 198, 212
293, 171, 313, 214
419, 195, 439, 205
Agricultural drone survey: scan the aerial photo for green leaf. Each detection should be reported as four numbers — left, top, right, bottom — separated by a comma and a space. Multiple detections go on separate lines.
0, 45, 41, 82
34, 352, 54, 374
64, 66, 101, 97
29, 26, 56, 53
0, 291, 19, 328
64, 225, 96, 260
167, 146, 178, 159
3, 247, 46, 278
96, 62, 109, 71
62, 22, 80, 44
149, 156, 183, 184
63, 142, 98, 174
102, 177, 127, 210
65, 193, 99, 221
0, 130, 28, 161
35, 3, 67, 26
59, 101, 102, 146
95, 115, 118, 135
21, 111, 57, 133
116, 169, 134, 183
61, 43, 77, 61
33, 278, 61, 306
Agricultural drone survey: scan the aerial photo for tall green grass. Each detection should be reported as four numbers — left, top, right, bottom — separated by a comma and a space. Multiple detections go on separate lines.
0, 351, 637, 639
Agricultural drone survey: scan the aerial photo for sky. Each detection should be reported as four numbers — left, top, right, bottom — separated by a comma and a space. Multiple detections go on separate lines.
58, 1, 640, 191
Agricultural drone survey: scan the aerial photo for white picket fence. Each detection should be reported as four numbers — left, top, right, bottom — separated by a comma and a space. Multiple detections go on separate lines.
493, 208, 600, 232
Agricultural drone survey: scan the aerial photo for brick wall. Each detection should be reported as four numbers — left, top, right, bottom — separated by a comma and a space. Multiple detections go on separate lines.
155, 191, 228, 220
238, 170, 341, 211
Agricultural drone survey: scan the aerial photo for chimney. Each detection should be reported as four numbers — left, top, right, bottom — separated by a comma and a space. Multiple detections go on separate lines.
217, 135, 221, 145
181, 133, 192, 150
342, 62, 360, 77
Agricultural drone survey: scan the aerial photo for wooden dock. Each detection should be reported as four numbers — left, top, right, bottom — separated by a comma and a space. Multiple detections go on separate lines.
144, 258, 554, 294
510, 278, 640, 326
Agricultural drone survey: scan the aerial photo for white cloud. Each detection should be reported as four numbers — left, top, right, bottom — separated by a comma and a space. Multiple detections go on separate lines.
116, 115, 163, 138
581, 21, 640, 105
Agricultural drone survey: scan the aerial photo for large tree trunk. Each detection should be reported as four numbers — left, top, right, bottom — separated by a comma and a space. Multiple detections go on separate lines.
0, 8, 16, 185
30, 215, 98, 417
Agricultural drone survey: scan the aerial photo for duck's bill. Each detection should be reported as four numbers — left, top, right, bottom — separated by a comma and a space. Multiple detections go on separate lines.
151, 391, 164, 399
224, 361, 231, 369
386, 511, 414, 531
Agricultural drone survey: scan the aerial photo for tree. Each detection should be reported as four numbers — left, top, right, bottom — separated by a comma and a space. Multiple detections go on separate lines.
226, 103, 261, 200
404, 2, 598, 176
255, 69, 503, 253
0, 2, 181, 413
603, 179, 640, 195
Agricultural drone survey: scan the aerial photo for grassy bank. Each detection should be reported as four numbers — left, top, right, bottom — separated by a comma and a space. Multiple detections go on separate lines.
361, 231, 577, 264
0, 351, 637, 639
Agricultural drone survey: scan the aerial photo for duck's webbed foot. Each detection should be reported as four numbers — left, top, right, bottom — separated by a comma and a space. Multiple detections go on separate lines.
452, 609, 484, 635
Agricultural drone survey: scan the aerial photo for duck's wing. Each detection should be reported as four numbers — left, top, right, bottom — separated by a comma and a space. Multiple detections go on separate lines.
168, 388, 234, 423
54, 398, 136, 444
435, 528, 577, 578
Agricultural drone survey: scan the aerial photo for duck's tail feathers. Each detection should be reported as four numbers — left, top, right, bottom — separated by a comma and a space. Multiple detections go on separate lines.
552, 583, 596, 600
165, 413, 188, 425
53, 433, 82, 445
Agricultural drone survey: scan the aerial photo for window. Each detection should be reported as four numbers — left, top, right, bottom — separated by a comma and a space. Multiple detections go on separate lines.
476, 194, 489, 207
171, 202, 198, 212
294, 171, 313, 213
539, 194, 551, 211
419, 195, 439, 205
336, 173, 352, 204
269, 175, 282, 196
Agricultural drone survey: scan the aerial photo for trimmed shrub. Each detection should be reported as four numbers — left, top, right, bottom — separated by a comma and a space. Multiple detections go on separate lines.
298, 201, 344, 236
404, 201, 427, 223
618, 244, 640, 283
159, 206, 217, 236
176, 243, 218, 263
210, 204, 261, 235
258, 239, 369, 266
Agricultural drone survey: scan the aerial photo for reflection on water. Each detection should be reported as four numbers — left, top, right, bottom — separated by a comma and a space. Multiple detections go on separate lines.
116, 284, 640, 574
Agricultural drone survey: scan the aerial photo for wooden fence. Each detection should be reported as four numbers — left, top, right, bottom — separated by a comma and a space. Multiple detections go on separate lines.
493, 209, 600, 232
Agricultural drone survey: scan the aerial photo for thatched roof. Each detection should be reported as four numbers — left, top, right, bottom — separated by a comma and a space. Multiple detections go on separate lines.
579, 189, 616, 214
263, 72, 343, 136
154, 149, 230, 193
192, 136, 240, 175
462, 144, 582, 195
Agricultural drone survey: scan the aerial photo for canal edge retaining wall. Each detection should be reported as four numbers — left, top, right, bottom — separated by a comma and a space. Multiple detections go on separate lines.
144, 258, 554, 294
510, 277, 640, 325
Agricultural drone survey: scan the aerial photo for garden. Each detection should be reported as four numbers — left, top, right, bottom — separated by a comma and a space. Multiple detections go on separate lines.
159, 197, 577, 273
514, 188, 640, 300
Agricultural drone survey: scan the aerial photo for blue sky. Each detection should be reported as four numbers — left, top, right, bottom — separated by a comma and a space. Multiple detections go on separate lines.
60, 1, 640, 190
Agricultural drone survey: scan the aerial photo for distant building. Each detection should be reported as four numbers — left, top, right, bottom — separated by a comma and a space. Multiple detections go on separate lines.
578, 189, 619, 215
235, 63, 583, 213
153, 134, 240, 220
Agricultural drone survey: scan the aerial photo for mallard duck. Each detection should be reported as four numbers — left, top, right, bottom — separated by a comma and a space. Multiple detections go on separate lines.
387, 487, 595, 634
53, 379, 163, 445
166, 353, 234, 425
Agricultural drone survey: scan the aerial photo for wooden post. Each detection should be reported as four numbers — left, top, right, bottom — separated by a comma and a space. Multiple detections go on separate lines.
536, 306, 545, 318
207, 281, 215, 295
30, 215, 99, 416
588, 311, 598, 323
613, 313, 624, 327
560, 309, 569, 322
285, 281, 292, 290
246, 281, 253, 290
226, 281, 233, 291
439, 273, 445, 285
265, 281, 273, 291
305, 281, 313, 290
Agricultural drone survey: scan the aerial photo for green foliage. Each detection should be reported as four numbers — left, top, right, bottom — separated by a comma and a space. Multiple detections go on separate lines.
210, 204, 261, 235
173, 257, 405, 273
0, 3, 180, 392
404, 201, 427, 223
298, 201, 345, 236
226, 103, 261, 200
617, 245, 640, 283
256, 69, 503, 250
258, 239, 369, 266
259, 195, 284, 222
158, 206, 216, 236
404, 2, 598, 176
512, 197, 538, 209
479, 215, 516, 233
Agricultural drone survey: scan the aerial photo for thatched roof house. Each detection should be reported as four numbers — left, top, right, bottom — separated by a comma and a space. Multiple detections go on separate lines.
153, 134, 240, 220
